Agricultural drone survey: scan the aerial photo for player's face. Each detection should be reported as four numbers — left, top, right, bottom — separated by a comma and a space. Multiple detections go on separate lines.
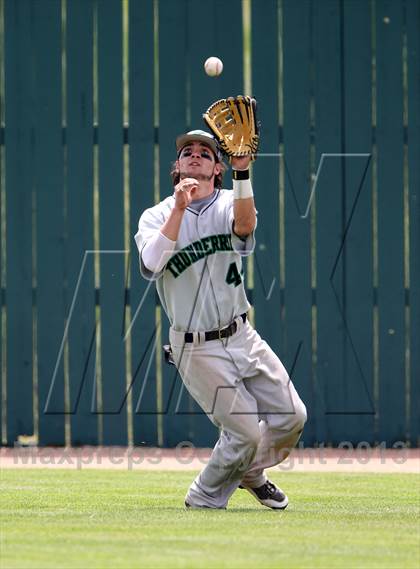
177, 142, 221, 182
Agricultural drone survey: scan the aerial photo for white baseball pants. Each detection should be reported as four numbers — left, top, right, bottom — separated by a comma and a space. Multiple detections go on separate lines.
170, 316, 307, 509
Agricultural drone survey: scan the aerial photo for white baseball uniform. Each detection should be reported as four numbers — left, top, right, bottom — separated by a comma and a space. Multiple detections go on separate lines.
135, 187, 307, 509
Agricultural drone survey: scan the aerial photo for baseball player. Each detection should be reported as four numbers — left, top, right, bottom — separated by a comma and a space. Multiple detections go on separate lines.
135, 124, 307, 510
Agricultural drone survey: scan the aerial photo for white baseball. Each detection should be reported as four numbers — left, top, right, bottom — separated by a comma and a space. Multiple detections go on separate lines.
204, 57, 223, 77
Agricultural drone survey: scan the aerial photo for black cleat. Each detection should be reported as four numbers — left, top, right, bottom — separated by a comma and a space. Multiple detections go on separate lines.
240, 480, 289, 510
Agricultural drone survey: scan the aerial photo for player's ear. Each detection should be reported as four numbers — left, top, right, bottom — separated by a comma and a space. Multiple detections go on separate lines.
214, 162, 222, 175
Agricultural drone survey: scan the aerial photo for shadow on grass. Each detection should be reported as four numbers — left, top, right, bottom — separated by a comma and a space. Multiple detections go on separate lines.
145, 506, 290, 514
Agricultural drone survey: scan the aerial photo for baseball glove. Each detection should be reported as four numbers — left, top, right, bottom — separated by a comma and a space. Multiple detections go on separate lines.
203, 95, 260, 160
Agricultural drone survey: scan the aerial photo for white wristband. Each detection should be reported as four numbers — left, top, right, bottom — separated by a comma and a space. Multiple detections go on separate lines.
233, 179, 254, 200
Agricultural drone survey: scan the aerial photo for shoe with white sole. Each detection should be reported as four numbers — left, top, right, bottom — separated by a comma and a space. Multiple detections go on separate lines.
240, 480, 289, 510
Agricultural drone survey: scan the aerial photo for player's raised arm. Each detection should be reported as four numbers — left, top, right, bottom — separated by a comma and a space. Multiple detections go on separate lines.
203, 96, 259, 238
231, 155, 256, 238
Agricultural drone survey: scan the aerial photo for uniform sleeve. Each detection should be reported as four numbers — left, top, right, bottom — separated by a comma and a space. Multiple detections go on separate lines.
228, 203, 257, 257
134, 205, 173, 281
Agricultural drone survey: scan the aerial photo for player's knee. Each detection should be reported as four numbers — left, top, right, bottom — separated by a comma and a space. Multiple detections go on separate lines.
240, 426, 261, 450
248, 429, 262, 450
291, 400, 307, 432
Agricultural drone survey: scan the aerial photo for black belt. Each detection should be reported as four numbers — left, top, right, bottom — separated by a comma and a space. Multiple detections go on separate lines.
184, 313, 247, 343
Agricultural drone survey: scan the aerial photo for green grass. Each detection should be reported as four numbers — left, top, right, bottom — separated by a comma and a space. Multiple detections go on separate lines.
1, 470, 419, 568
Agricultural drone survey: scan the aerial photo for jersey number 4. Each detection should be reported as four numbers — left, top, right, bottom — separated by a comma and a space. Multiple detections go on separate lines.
225, 262, 242, 287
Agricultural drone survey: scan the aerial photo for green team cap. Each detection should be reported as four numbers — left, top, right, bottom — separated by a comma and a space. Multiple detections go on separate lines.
176, 129, 222, 161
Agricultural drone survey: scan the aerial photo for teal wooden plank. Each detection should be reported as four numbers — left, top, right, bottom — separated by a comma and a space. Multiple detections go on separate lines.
0, 169, 2, 443
4, 0, 34, 444
187, 0, 225, 130
406, 0, 420, 446
97, 0, 127, 444
212, 0, 244, 96
252, 0, 283, 358
340, 0, 375, 443
129, 0, 158, 446
313, 0, 344, 444
159, 0, 191, 447
216, 0, 252, 315
184, 0, 244, 447
66, 0, 97, 445
34, 0, 65, 445
186, 0, 244, 129
376, 0, 405, 443
0, 0, 2, 444
282, 0, 314, 445
0, 200, 2, 443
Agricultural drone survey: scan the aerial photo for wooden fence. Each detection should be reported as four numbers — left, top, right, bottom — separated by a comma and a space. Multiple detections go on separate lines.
0, 0, 419, 447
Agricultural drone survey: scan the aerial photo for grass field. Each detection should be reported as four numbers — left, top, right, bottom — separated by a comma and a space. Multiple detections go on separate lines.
1, 470, 419, 568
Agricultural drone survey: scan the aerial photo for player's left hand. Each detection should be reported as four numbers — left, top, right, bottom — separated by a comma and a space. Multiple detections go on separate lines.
231, 156, 252, 170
